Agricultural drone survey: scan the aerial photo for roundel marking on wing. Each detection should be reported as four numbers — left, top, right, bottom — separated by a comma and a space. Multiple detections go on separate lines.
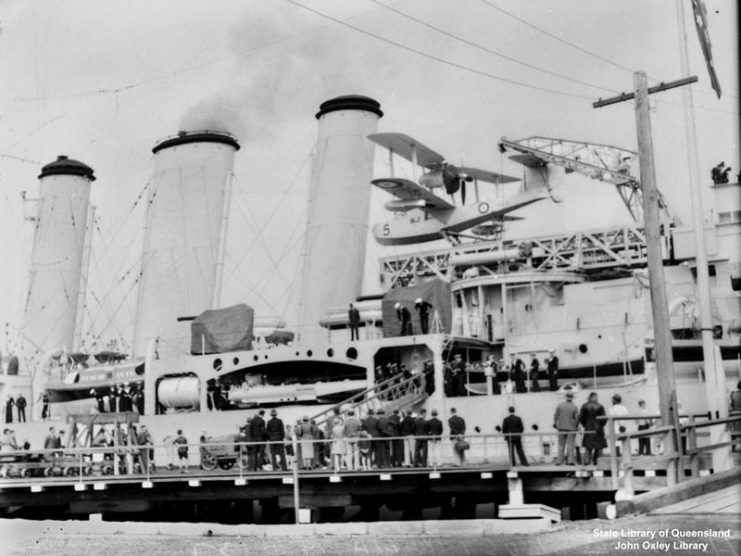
376, 180, 402, 189
478, 202, 490, 214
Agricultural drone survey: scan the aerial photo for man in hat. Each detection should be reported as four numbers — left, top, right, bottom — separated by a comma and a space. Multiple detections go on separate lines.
427, 409, 444, 467
451, 354, 467, 397
362, 408, 381, 468
348, 303, 361, 341
413, 408, 429, 467
502, 406, 528, 466
448, 407, 467, 465
547, 349, 559, 391
343, 409, 362, 470
608, 394, 629, 456
266, 408, 287, 471
415, 297, 433, 334
250, 409, 267, 470
400, 409, 416, 467
579, 392, 606, 465
553, 391, 579, 465
395, 302, 412, 336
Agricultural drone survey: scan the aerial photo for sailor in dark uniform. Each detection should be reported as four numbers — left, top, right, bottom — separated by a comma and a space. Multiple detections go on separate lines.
547, 349, 559, 391
414, 297, 433, 334
395, 302, 413, 336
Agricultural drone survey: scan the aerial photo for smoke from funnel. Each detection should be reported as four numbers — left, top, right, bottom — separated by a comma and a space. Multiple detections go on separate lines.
179, 5, 395, 140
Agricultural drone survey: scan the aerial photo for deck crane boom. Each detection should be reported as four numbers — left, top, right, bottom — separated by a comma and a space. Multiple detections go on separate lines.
499, 136, 678, 226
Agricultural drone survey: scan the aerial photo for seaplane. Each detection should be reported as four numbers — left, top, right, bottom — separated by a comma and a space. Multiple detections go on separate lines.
368, 132, 565, 246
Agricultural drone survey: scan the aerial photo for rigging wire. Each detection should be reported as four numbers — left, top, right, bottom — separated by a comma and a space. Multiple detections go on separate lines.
478, 0, 739, 102
283, 0, 595, 101
369, 0, 620, 95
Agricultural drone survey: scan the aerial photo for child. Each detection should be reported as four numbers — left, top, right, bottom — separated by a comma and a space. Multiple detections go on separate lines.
173, 429, 188, 473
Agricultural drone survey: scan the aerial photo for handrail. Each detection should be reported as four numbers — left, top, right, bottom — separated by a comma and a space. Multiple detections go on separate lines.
603, 413, 741, 497
309, 371, 428, 428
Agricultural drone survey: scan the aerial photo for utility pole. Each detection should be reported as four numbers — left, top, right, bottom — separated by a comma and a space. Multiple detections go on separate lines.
594, 72, 699, 485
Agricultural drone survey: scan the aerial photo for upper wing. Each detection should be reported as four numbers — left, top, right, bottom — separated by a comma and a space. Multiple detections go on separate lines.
456, 166, 520, 184
371, 178, 454, 210
367, 133, 444, 168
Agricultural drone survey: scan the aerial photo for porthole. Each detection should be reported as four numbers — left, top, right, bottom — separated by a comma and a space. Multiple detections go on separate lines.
213, 358, 223, 371
578, 344, 588, 354
253, 355, 259, 362
233, 357, 239, 365
346, 347, 358, 360
306, 350, 313, 357
327, 348, 334, 357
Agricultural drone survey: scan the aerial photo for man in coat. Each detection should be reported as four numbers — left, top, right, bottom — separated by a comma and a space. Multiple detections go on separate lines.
348, 303, 361, 341
414, 297, 433, 334
448, 407, 467, 465
512, 357, 527, 393
529, 354, 541, 392
266, 408, 287, 471
400, 410, 416, 467
547, 349, 559, 391
15, 394, 27, 422
554, 391, 579, 465
343, 409, 362, 470
426, 409, 444, 467
579, 392, 606, 465
250, 409, 267, 470
362, 408, 381, 468
413, 408, 429, 467
502, 406, 528, 466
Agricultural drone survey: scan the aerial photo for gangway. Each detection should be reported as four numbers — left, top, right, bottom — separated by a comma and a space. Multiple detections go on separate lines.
499, 136, 677, 226
308, 371, 429, 429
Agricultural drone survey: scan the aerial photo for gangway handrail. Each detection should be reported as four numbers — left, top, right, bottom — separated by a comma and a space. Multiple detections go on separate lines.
308, 371, 428, 429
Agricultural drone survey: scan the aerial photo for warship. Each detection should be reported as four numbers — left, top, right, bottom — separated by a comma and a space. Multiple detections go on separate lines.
0, 94, 739, 459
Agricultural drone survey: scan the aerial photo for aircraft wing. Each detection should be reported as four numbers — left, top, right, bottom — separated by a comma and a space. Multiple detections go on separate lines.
371, 177, 454, 210
367, 133, 444, 168
457, 166, 520, 184
508, 153, 547, 168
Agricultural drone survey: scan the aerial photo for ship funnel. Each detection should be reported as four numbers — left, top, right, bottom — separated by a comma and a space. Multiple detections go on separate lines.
297, 95, 383, 345
19, 155, 95, 379
132, 131, 240, 358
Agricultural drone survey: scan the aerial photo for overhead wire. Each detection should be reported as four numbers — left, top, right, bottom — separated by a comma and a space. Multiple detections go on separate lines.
478, 0, 739, 102
369, 0, 620, 95
283, 0, 596, 101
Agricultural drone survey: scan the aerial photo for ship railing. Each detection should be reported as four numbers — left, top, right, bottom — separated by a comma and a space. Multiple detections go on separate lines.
307, 371, 430, 430
599, 412, 741, 498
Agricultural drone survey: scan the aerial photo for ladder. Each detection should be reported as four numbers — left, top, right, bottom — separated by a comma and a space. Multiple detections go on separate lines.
309, 371, 429, 430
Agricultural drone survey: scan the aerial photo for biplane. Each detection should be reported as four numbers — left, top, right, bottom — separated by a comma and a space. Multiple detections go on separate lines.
368, 133, 562, 246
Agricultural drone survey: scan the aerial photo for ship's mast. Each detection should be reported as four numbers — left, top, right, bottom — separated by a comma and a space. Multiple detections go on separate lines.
675, 0, 730, 471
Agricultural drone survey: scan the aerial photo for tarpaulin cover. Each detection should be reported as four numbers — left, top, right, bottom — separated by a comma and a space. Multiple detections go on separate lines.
191, 303, 254, 354
381, 279, 452, 337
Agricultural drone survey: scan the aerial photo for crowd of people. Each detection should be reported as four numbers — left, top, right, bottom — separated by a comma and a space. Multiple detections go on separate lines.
198, 406, 472, 473
444, 350, 560, 397
89, 384, 145, 414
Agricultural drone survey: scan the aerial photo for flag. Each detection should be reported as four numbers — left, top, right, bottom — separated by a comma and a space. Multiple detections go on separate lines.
691, 0, 722, 98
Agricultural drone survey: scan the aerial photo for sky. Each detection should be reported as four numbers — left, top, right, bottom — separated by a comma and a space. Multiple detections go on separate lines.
0, 0, 738, 355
